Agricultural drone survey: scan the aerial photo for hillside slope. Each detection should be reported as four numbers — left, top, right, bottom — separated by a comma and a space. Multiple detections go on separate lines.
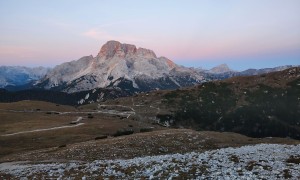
104, 67, 300, 139
163, 67, 300, 139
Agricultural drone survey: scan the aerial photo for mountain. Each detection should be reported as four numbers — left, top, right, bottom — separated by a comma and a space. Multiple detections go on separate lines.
1, 41, 298, 105
209, 64, 233, 74
239, 65, 296, 76
205, 65, 298, 80
0, 66, 50, 90
36, 40, 205, 93
2, 41, 296, 95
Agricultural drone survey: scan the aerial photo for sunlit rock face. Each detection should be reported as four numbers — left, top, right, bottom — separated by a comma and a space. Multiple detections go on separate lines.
37, 40, 205, 93
209, 64, 233, 74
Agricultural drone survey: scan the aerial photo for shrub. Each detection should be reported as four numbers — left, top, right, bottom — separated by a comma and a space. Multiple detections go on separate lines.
113, 129, 134, 137
58, 144, 66, 148
140, 127, 154, 133
286, 155, 300, 164
95, 135, 108, 140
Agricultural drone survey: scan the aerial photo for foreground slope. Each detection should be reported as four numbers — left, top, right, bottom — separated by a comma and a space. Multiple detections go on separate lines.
1, 101, 298, 165
0, 100, 164, 158
1, 143, 299, 179
0, 128, 299, 179
0, 93, 299, 178
3, 129, 299, 163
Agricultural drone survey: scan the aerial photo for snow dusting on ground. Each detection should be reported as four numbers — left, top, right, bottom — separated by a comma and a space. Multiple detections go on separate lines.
1, 144, 299, 179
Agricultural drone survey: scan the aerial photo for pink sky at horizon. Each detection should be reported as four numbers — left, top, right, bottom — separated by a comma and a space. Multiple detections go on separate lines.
0, 0, 299, 70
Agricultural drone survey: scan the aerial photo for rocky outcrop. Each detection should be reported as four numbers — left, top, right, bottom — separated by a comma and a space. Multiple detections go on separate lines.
209, 64, 233, 74
37, 40, 204, 93
97, 41, 156, 59
97, 41, 137, 59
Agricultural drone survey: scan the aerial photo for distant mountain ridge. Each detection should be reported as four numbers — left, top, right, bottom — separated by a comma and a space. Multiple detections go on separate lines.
238, 65, 296, 76
0, 66, 50, 89
209, 64, 234, 74
199, 65, 298, 80
0, 41, 298, 95
35, 41, 298, 93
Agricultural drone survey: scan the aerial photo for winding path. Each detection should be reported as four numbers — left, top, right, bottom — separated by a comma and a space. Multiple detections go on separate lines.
1, 117, 84, 137
0, 104, 137, 137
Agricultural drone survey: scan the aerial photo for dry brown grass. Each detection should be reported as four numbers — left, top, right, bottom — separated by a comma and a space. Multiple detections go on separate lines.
0, 100, 76, 111
0, 100, 299, 163
1, 129, 299, 163
0, 112, 75, 134
0, 114, 160, 159
0, 101, 165, 160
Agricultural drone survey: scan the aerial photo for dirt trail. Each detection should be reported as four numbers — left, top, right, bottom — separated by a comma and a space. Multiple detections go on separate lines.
0, 104, 136, 117
1, 117, 84, 137
0, 104, 136, 136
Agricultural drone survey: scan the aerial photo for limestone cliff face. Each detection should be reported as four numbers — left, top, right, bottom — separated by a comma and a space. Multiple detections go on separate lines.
37, 40, 204, 93
97, 40, 157, 60
209, 64, 233, 74
97, 41, 137, 59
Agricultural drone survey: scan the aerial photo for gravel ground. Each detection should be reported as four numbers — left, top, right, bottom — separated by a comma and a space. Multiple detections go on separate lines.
1, 144, 300, 179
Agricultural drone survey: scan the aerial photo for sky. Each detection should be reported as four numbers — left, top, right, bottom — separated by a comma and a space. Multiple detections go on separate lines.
0, 0, 299, 70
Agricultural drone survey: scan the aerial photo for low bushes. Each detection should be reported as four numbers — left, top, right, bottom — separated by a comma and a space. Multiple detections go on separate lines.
113, 129, 134, 137
140, 127, 154, 133
95, 135, 108, 140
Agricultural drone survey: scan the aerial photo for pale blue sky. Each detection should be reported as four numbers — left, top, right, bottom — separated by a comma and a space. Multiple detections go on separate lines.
0, 0, 299, 70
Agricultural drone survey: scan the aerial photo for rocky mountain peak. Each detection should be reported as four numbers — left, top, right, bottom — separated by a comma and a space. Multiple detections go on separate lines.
98, 40, 122, 58
97, 40, 158, 59
210, 64, 232, 74
37, 40, 206, 93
